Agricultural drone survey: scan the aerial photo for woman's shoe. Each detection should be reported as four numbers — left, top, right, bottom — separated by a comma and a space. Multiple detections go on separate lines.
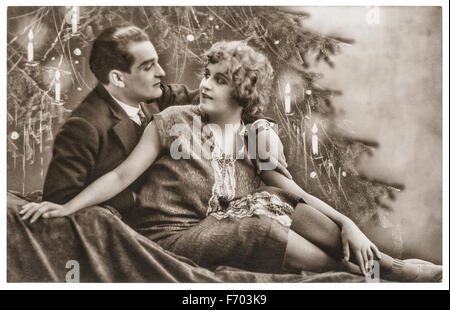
384, 259, 442, 282
404, 258, 435, 265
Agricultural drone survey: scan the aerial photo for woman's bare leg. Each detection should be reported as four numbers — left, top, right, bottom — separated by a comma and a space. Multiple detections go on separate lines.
283, 229, 360, 274
291, 203, 396, 267
290, 202, 344, 258
290, 203, 442, 281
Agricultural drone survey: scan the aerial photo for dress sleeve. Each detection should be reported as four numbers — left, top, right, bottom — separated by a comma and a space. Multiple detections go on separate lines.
156, 83, 199, 111
251, 119, 293, 180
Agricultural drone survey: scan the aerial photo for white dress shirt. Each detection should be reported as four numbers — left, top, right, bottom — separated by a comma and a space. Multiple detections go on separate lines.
108, 92, 143, 126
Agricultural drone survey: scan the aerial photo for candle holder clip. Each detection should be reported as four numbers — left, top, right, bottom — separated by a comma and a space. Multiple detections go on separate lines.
25, 60, 39, 67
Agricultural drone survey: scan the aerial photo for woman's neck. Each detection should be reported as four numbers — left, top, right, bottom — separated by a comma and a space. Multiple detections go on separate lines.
206, 110, 243, 156
207, 110, 242, 132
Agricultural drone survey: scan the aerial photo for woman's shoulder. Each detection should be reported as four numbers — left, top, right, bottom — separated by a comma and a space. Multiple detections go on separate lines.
152, 105, 201, 148
244, 118, 278, 139
159, 104, 200, 117
154, 104, 200, 125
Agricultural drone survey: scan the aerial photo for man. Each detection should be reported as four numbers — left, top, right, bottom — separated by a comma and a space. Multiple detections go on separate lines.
42, 25, 197, 220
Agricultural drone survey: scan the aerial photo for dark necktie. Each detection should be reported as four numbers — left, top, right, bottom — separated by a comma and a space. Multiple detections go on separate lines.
137, 108, 149, 129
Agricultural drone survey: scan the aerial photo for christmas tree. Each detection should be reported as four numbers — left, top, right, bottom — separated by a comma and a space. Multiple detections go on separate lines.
7, 6, 404, 233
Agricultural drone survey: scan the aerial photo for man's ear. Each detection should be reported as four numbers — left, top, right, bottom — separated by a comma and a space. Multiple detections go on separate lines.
109, 70, 125, 88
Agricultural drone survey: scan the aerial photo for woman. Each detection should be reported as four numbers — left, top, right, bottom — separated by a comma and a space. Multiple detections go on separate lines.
21, 41, 441, 281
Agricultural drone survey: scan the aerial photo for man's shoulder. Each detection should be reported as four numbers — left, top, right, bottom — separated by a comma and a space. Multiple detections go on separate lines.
68, 90, 114, 129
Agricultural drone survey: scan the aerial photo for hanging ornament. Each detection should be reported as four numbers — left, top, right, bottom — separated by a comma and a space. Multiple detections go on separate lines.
199, 32, 209, 41
105, 13, 114, 22
54, 69, 63, 105
24, 121, 33, 162
86, 25, 95, 39
74, 60, 79, 64
22, 125, 26, 182
294, 123, 300, 136
214, 25, 220, 30
274, 40, 280, 45
57, 105, 65, 123
302, 132, 308, 180
186, 34, 195, 42
77, 87, 83, 92
46, 116, 54, 142
51, 56, 56, 61
73, 48, 82, 56
14, 103, 18, 126
305, 89, 312, 95
325, 161, 333, 177
342, 171, 347, 177
12, 150, 18, 169
310, 171, 317, 179
40, 157, 44, 180
10, 131, 20, 140
39, 111, 43, 153
208, 15, 214, 21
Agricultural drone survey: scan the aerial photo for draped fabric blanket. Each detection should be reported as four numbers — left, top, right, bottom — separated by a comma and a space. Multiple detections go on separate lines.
7, 192, 370, 283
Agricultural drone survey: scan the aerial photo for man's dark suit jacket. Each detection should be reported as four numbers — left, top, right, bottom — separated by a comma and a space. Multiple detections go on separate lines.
42, 83, 198, 218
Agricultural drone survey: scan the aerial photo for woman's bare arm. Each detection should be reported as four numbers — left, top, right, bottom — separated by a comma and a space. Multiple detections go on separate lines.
262, 169, 381, 273
21, 122, 161, 220
262, 170, 350, 227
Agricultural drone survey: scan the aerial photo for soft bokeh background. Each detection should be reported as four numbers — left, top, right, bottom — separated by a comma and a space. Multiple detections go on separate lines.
7, 7, 442, 263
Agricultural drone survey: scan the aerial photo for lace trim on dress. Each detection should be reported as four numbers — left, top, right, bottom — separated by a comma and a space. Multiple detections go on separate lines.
205, 120, 294, 227
210, 191, 295, 227
207, 144, 237, 215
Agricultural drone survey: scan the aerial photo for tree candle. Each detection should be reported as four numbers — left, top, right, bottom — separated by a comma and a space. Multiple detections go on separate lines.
284, 83, 291, 114
312, 123, 319, 155
27, 29, 34, 62
72, 7, 79, 34
55, 69, 61, 103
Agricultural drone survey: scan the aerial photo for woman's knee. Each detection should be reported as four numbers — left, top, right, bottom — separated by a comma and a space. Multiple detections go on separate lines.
290, 203, 343, 259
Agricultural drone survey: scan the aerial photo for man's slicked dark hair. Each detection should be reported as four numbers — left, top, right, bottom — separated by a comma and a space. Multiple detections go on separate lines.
89, 24, 150, 84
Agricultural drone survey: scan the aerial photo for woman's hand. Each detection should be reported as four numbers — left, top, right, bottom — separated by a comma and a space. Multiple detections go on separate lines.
340, 219, 382, 275
20, 201, 73, 223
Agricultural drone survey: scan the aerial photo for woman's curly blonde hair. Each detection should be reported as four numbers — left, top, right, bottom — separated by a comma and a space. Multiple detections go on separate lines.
203, 41, 274, 122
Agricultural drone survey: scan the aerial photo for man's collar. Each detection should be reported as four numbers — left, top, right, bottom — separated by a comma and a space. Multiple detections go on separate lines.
93, 84, 129, 120
104, 87, 141, 118
109, 93, 140, 117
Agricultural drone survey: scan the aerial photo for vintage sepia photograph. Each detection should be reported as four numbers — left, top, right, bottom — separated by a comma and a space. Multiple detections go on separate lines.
4, 3, 447, 287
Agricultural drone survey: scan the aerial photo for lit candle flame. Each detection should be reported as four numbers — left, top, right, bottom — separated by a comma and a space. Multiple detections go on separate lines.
285, 83, 291, 94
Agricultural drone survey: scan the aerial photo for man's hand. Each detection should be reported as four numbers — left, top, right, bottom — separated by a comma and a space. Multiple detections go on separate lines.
20, 201, 72, 224
340, 219, 382, 275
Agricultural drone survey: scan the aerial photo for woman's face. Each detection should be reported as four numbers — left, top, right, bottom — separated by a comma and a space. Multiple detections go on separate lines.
199, 62, 241, 119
